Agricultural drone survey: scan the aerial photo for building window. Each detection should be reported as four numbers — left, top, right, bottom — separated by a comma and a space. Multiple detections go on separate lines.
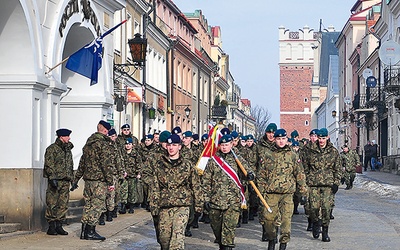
305, 120, 309, 126
304, 98, 308, 103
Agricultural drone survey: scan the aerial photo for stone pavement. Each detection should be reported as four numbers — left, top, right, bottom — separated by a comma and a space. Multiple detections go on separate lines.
0, 170, 399, 249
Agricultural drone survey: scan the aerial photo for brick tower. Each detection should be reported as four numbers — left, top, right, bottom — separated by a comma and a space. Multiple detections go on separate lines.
278, 25, 317, 139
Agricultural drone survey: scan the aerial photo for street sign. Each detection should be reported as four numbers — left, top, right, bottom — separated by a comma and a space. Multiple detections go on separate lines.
344, 96, 351, 105
379, 40, 400, 65
362, 68, 373, 79
366, 76, 377, 88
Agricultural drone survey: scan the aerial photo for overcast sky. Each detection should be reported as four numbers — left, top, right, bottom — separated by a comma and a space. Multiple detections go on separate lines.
172, 0, 355, 125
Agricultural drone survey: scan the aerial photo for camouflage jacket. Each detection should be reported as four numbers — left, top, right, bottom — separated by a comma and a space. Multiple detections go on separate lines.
303, 140, 341, 187
340, 149, 360, 173
150, 155, 203, 215
43, 138, 74, 181
123, 149, 141, 178
202, 150, 249, 210
142, 147, 168, 186
256, 140, 307, 195
116, 133, 139, 148
74, 132, 115, 185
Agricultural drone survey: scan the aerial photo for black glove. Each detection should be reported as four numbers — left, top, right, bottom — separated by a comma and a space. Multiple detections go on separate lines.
247, 171, 255, 181
331, 184, 339, 194
49, 179, 58, 189
204, 202, 211, 212
118, 178, 124, 185
300, 196, 307, 205
70, 182, 78, 191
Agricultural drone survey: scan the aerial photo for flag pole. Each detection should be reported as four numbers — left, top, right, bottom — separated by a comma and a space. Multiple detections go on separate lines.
231, 149, 272, 213
45, 57, 70, 75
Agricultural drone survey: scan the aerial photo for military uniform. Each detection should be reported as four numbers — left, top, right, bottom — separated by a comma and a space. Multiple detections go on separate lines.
44, 133, 74, 235
340, 146, 360, 189
302, 128, 341, 242
121, 144, 142, 212
203, 148, 250, 249
150, 152, 203, 250
256, 130, 307, 249
73, 129, 115, 240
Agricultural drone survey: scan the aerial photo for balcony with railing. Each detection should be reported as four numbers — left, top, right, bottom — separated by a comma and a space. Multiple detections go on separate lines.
384, 66, 400, 96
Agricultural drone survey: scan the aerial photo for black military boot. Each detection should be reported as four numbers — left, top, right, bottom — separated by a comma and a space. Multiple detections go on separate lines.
84, 224, 106, 241
248, 209, 254, 221
106, 210, 113, 222
128, 203, 135, 214
330, 209, 334, 219
119, 203, 126, 214
98, 213, 105, 225
279, 243, 287, 250
267, 240, 276, 250
293, 200, 299, 214
111, 207, 118, 218
184, 224, 192, 237
191, 212, 200, 228
46, 221, 57, 235
199, 212, 206, 222
312, 220, 320, 239
262, 227, 268, 241
80, 223, 86, 239
236, 215, 241, 228
306, 217, 313, 231
55, 220, 68, 235
203, 214, 211, 224
322, 226, 331, 242
242, 210, 249, 224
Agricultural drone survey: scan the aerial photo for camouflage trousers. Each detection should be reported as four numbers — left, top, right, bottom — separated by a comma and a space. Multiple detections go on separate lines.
119, 177, 138, 204
81, 180, 107, 226
259, 193, 293, 244
344, 171, 356, 187
134, 178, 144, 204
45, 179, 70, 222
106, 176, 117, 211
309, 186, 334, 227
209, 206, 240, 247
158, 206, 189, 250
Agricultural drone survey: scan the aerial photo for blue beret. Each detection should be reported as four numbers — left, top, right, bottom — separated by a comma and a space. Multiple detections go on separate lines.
145, 134, 154, 139
274, 129, 287, 137
201, 134, 209, 141
292, 141, 300, 147
231, 131, 239, 138
309, 129, 319, 135
219, 134, 233, 144
167, 134, 181, 144
265, 123, 277, 132
183, 131, 193, 138
125, 137, 133, 144
220, 128, 230, 135
159, 130, 171, 143
240, 136, 247, 140
99, 120, 111, 130
56, 128, 72, 137
108, 128, 117, 136
172, 126, 182, 134
291, 130, 299, 138
192, 134, 199, 140
246, 134, 255, 140
121, 124, 130, 129
317, 128, 329, 137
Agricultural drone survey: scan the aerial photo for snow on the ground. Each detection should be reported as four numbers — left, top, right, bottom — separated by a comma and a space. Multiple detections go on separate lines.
354, 174, 400, 199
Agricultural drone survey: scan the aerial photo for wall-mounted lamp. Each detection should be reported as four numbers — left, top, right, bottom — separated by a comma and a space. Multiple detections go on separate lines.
332, 110, 337, 117
148, 107, 156, 119
175, 105, 191, 118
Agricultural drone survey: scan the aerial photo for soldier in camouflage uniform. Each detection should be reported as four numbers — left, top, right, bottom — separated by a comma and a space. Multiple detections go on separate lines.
149, 134, 203, 250
340, 144, 360, 190
302, 128, 341, 242
138, 134, 156, 210
117, 124, 139, 147
244, 134, 258, 221
198, 133, 212, 224
256, 129, 308, 250
72, 120, 115, 241
299, 129, 319, 231
43, 128, 73, 236
120, 137, 142, 214
143, 130, 170, 244
203, 134, 254, 250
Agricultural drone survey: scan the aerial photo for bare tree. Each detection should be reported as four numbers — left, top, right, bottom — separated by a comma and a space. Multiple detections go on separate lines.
251, 105, 272, 140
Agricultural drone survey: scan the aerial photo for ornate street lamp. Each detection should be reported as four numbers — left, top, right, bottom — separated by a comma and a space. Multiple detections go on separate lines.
332, 110, 337, 117
128, 33, 148, 67
184, 106, 191, 118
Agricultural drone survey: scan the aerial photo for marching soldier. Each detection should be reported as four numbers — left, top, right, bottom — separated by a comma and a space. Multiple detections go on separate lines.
302, 128, 341, 242
203, 134, 254, 250
149, 134, 203, 250
256, 129, 308, 250
340, 144, 360, 190
43, 128, 73, 236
